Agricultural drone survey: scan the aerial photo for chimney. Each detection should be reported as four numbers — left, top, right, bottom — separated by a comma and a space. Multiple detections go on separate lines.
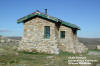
45, 9, 47, 15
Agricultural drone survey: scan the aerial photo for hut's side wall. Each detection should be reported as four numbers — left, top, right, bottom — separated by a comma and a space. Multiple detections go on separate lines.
58, 25, 75, 53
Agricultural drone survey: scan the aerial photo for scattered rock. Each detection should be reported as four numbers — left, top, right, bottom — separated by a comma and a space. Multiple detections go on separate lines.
46, 56, 54, 59
96, 64, 100, 66
0, 35, 20, 47
97, 45, 100, 50
88, 51, 100, 55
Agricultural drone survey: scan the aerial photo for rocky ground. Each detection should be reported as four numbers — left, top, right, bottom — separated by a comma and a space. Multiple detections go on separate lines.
0, 35, 100, 66
88, 51, 100, 55
0, 35, 19, 48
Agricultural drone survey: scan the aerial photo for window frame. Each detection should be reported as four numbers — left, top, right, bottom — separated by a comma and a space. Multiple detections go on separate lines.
44, 26, 50, 39
60, 31, 65, 39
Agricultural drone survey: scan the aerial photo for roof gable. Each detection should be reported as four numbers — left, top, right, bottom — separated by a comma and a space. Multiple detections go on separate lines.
17, 11, 80, 30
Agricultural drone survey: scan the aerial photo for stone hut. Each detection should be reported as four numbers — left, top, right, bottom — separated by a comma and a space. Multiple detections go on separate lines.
17, 10, 88, 54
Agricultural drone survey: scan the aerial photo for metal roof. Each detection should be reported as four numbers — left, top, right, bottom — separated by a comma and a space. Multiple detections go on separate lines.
17, 11, 80, 30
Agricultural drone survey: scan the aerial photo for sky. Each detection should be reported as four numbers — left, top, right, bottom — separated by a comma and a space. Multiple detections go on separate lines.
0, 0, 100, 38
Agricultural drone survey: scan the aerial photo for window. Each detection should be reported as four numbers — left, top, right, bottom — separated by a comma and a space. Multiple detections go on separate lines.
44, 26, 50, 38
60, 31, 65, 39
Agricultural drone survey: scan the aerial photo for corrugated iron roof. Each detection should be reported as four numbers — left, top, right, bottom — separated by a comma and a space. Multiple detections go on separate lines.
17, 11, 80, 30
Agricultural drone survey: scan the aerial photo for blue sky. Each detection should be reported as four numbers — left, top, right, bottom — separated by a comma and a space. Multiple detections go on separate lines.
0, 0, 100, 38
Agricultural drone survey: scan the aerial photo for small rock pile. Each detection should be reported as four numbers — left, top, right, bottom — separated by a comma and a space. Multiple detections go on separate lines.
0, 35, 19, 46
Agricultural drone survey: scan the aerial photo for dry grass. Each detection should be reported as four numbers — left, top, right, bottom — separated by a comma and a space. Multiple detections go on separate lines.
0, 45, 100, 66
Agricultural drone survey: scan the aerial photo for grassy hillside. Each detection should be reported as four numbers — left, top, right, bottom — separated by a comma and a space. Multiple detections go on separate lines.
79, 38, 100, 49
6, 37, 21, 40
0, 36, 100, 66
0, 45, 100, 66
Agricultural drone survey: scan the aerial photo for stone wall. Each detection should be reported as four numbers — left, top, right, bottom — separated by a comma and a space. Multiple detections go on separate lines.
18, 17, 88, 54
18, 17, 59, 54
57, 25, 88, 53
58, 25, 75, 53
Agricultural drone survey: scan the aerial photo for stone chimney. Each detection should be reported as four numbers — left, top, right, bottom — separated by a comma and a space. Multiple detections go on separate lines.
45, 9, 47, 15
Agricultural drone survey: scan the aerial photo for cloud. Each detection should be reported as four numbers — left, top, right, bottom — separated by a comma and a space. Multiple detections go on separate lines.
0, 29, 11, 32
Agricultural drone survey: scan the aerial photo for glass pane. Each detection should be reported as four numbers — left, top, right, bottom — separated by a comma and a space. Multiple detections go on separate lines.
44, 26, 50, 38
60, 31, 65, 38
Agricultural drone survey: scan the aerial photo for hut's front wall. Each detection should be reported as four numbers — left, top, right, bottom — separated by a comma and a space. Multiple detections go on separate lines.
20, 17, 59, 54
